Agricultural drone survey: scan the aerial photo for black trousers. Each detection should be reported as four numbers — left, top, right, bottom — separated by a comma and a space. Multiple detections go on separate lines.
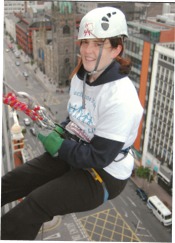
1, 152, 128, 240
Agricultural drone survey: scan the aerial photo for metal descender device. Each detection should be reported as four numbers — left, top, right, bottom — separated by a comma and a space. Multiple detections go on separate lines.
3, 81, 57, 131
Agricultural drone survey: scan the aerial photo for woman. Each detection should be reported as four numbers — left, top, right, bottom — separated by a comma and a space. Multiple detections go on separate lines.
1, 7, 143, 240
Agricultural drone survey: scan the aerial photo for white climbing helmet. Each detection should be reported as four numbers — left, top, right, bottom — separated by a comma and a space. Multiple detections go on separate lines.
78, 7, 128, 40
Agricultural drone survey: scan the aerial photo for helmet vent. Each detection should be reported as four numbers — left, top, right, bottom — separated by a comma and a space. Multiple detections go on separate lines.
101, 23, 109, 31
102, 17, 109, 22
78, 8, 128, 39
101, 11, 117, 31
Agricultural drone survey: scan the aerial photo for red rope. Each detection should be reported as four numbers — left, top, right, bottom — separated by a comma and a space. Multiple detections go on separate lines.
3, 92, 43, 121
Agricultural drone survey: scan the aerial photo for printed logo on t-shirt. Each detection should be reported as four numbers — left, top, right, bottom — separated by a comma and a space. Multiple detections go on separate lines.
68, 102, 95, 140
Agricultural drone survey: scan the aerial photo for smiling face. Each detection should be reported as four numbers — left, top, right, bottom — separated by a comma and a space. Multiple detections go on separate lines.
80, 38, 122, 80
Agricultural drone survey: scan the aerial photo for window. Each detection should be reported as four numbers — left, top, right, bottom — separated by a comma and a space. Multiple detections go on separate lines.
63, 25, 70, 34
165, 214, 172, 220
149, 201, 157, 210
65, 58, 69, 64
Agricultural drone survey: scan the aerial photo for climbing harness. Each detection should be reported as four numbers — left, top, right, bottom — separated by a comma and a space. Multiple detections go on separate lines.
114, 147, 131, 162
85, 168, 109, 202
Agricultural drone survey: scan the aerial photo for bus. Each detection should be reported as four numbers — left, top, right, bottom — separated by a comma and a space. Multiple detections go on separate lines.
147, 195, 172, 226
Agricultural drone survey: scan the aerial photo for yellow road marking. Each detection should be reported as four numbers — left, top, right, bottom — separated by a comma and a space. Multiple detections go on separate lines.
80, 207, 140, 242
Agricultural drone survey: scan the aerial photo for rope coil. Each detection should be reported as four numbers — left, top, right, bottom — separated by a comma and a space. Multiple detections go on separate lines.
3, 82, 56, 130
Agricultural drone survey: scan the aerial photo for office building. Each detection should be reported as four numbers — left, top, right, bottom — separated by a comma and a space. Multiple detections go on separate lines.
124, 4, 174, 192
142, 42, 174, 192
4, 1, 25, 16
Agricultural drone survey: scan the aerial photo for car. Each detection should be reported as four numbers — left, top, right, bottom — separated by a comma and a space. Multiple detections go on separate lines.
15, 61, 20, 66
15, 51, 20, 58
23, 117, 30, 126
23, 71, 28, 77
136, 188, 148, 201
30, 127, 36, 136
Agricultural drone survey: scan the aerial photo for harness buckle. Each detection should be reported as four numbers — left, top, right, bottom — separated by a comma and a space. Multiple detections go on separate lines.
85, 168, 109, 202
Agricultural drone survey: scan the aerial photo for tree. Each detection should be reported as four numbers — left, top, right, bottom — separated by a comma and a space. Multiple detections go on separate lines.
136, 166, 153, 182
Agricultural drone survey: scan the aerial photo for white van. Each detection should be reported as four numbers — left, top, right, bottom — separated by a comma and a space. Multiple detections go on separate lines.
147, 195, 172, 226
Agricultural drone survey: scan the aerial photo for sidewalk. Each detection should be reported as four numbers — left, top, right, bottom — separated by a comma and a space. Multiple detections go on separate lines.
130, 175, 172, 211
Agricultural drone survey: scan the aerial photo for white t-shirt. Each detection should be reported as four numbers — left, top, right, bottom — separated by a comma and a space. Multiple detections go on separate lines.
66, 72, 143, 179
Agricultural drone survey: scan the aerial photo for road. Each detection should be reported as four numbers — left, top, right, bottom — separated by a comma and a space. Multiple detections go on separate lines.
112, 180, 172, 242
3, 44, 172, 242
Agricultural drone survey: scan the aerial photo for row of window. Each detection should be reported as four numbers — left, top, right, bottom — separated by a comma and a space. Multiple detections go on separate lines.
151, 120, 172, 137
4, 4, 24, 7
148, 144, 173, 166
153, 99, 174, 114
160, 54, 175, 65
125, 39, 143, 56
128, 24, 160, 43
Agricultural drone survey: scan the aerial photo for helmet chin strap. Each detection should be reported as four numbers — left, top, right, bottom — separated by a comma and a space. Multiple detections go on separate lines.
82, 39, 112, 109
87, 44, 104, 76
87, 39, 114, 76
82, 44, 104, 109
87, 62, 113, 76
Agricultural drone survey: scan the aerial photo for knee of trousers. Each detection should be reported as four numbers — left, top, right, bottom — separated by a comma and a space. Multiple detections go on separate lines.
27, 189, 66, 217
5, 192, 53, 225
1, 196, 50, 240
25, 192, 53, 222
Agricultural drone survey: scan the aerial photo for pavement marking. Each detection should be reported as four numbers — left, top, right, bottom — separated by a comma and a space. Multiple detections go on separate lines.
79, 207, 140, 242
14, 68, 22, 78
35, 214, 89, 241
43, 232, 61, 240
131, 210, 155, 241
127, 196, 137, 207
119, 195, 128, 206
121, 207, 128, 217
71, 213, 90, 240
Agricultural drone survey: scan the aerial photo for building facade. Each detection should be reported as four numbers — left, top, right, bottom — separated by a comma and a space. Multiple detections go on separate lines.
2, 84, 23, 214
142, 42, 174, 192
4, 0, 52, 16
4, 14, 19, 42
15, 12, 52, 57
27, 0, 51, 11
51, 2, 76, 87
124, 5, 174, 193
4, 0, 25, 16
125, 16, 174, 152
32, 26, 53, 77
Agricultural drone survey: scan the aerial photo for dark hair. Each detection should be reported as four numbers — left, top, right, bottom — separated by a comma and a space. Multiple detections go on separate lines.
109, 36, 132, 75
69, 36, 132, 79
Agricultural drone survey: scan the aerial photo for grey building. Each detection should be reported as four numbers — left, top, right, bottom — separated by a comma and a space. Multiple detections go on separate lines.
142, 42, 174, 193
51, 1, 76, 87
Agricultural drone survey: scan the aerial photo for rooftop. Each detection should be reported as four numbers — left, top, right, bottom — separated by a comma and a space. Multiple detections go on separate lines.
128, 20, 170, 32
159, 42, 175, 50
